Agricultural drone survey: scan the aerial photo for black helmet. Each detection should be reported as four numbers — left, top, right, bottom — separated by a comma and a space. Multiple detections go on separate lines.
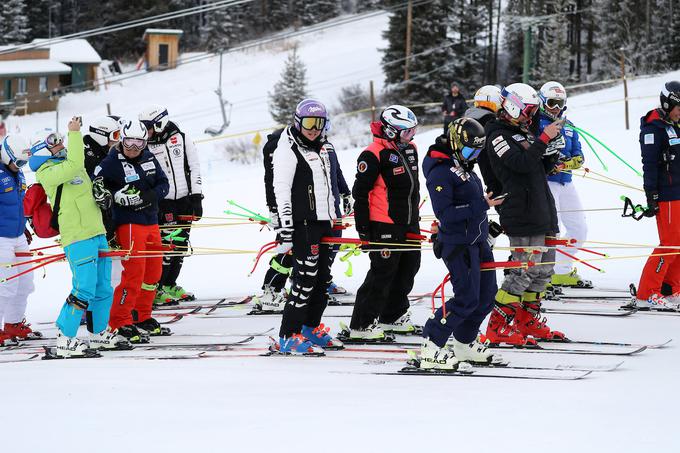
660, 81, 680, 114
447, 117, 486, 163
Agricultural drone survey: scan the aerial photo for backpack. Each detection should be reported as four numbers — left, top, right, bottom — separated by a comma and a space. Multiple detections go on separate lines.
23, 183, 62, 238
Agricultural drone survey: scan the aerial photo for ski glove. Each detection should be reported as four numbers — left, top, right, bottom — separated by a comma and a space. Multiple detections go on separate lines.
190, 193, 204, 219
644, 191, 659, 217
275, 227, 293, 254
92, 177, 112, 210
268, 210, 280, 229
487, 220, 503, 249
114, 184, 143, 207
561, 155, 584, 171
544, 135, 566, 156
342, 194, 354, 216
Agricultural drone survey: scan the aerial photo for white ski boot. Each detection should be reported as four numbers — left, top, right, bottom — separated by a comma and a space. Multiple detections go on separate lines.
419, 339, 467, 371
448, 336, 505, 365
349, 321, 386, 340
55, 331, 91, 358
89, 327, 133, 350
634, 294, 680, 311
254, 286, 286, 312
379, 311, 418, 334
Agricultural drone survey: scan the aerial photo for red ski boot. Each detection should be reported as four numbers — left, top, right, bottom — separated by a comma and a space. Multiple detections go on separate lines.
482, 303, 537, 346
3, 319, 43, 340
0, 330, 16, 346
514, 293, 566, 341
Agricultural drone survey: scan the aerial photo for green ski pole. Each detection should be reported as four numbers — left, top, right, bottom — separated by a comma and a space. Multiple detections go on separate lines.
578, 129, 608, 171
226, 200, 269, 222
573, 126, 642, 177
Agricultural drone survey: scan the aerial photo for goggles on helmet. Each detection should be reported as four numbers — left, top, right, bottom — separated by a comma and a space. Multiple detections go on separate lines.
122, 137, 146, 150
400, 126, 417, 142
299, 117, 327, 131
45, 132, 64, 148
545, 98, 565, 110
461, 145, 482, 161
502, 88, 539, 120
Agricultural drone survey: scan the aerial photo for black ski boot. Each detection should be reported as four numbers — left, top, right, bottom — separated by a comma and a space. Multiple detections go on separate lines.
116, 324, 150, 344
134, 317, 172, 336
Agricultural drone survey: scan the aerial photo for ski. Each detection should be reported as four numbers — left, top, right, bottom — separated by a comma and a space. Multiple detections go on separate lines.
539, 338, 671, 349
379, 366, 592, 380
42, 346, 101, 360
541, 307, 637, 316
339, 343, 647, 356
153, 296, 252, 313
0, 353, 41, 364
133, 336, 255, 351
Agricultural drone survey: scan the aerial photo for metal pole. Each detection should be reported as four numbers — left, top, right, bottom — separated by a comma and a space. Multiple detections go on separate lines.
106, 103, 111, 115
620, 50, 629, 130
522, 25, 532, 84
404, 0, 413, 83
369, 80, 376, 122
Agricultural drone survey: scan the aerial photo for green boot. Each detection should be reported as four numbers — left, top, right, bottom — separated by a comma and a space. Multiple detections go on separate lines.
551, 268, 593, 288
165, 285, 195, 301
154, 287, 178, 306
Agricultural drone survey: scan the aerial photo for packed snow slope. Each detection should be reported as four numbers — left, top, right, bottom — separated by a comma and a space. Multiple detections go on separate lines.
3, 13, 680, 453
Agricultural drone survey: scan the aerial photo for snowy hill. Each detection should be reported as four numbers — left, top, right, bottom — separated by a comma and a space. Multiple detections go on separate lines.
3, 13, 680, 453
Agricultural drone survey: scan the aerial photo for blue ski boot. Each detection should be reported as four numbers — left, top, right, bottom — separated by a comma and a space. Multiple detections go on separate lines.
301, 324, 344, 350
277, 334, 324, 356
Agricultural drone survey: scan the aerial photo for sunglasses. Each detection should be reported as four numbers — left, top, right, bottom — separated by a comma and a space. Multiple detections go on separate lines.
122, 137, 146, 150
461, 146, 482, 161
545, 98, 565, 109
300, 117, 326, 131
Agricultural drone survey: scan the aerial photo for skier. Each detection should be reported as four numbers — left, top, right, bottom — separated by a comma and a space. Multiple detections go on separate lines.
635, 81, 680, 309
536, 81, 591, 288
94, 120, 170, 341
483, 83, 566, 345
30, 118, 130, 357
347, 105, 421, 340
139, 106, 202, 305
419, 118, 504, 370
271, 99, 343, 354
0, 135, 37, 344
442, 83, 468, 134
254, 126, 351, 312
466, 85, 503, 197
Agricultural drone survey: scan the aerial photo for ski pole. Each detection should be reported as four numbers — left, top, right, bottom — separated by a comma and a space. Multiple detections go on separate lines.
226, 200, 270, 223
4, 253, 65, 268
0, 254, 65, 284
572, 126, 642, 177
338, 243, 361, 277
555, 248, 604, 273
248, 241, 278, 276
578, 130, 608, 171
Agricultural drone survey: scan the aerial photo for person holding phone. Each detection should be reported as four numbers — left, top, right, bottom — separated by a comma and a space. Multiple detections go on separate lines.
536, 82, 591, 289
418, 118, 504, 370
483, 83, 566, 346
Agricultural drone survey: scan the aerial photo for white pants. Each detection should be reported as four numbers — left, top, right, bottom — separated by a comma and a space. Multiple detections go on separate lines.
0, 235, 35, 326
110, 259, 123, 289
549, 181, 588, 274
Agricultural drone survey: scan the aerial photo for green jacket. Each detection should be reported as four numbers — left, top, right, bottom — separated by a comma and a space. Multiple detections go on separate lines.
35, 131, 105, 247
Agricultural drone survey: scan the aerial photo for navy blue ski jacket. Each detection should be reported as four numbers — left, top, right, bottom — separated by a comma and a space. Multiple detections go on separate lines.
423, 138, 489, 245
325, 142, 350, 218
640, 109, 680, 201
94, 146, 169, 227
0, 165, 27, 238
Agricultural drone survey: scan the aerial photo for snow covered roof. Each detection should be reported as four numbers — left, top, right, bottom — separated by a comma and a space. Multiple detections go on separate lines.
0, 59, 71, 77
31, 39, 102, 64
143, 28, 184, 37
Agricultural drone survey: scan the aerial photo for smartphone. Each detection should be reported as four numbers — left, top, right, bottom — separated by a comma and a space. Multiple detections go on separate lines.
492, 192, 509, 201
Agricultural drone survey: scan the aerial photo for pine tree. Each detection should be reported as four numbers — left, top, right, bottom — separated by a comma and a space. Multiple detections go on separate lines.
297, 0, 340, 26
448, 0, 489, 92
531, 0, 572, 85
669, 0, 680, 70
0, 0, 31, 44
268, 47, 308, 124
201, 6, 237, 52
356, 0, 384, 13
26, 0, 52, 41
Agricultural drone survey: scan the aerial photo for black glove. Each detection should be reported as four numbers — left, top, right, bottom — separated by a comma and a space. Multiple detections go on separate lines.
431, 233, 442, 259
132, 189, 157, 212
92, 177, 112, 210
644, 191, 659, 217
24, 228, 33, 245
342, 194, 354, 216
190, 193, 204, 219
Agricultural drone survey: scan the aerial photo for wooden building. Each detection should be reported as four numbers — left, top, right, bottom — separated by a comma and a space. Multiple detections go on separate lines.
143, 29, 183, 70
33, 39, 102, 91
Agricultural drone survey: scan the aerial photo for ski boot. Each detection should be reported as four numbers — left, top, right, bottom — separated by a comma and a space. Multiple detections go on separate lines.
252, 285, 286, 313
154, 286, 179, 306
115, 324, 150, 344
275, 334, 325, 356
163, 285, 195, 302
134, 317, 172, 336
481, 295, 537, 346
55, 331, 94, 358
448, 336, 505, 365
3, 319, 43, 340
301, 323, 344, 350
347, 321, 388, 341
633, 293, 680, 311
89, 327, 133, 351
544, 284, 562, 300
418, 339, 463, 371
551, 268, 593, 288
514, 293, 566, 341
0, 330, 18, 347
327, 282, 347, 295
378, 311, 420, 335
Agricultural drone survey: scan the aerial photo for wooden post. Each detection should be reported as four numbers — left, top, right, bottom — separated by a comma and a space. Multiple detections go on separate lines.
404, 0, 413, 83
620, 50, 629, 130
369, 80, 376, 122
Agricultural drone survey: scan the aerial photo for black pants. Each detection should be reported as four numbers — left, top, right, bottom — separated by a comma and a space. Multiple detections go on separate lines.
350, 222, 421, 329
261, 251, 294, 292
279, 220, 334, 338
158, 197, 193, 287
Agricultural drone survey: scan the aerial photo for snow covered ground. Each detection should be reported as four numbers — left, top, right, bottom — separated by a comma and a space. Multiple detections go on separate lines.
2, 13, 680, 453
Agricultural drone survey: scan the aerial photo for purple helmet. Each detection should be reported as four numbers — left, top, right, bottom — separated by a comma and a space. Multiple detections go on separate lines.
293, 99, 328, 132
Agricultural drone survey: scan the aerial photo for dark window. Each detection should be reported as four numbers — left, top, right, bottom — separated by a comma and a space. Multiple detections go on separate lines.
158, 43, 169, 67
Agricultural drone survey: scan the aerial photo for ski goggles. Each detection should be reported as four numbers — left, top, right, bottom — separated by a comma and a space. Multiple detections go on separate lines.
461, 145, 482, 161
501, 88, 539, 120
299, 117, 327, 131
122, 137, 146, 150
90, 126, 121, 142
545, 98, 566, 110
13, 158, 28, 168
45, 132, 64, 148
400, 126, 417, 142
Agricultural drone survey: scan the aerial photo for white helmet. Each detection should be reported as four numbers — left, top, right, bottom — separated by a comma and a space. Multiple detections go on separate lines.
139, 105, 169, 134
380, 105, 418, 142
500, 83, 540, 120
1, 135, 31, 168
30, 129, 65, 158
120, 120, 149, 151
88, 115, 121, 147
473, 85, 502, 112
539, 81, 567, 112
